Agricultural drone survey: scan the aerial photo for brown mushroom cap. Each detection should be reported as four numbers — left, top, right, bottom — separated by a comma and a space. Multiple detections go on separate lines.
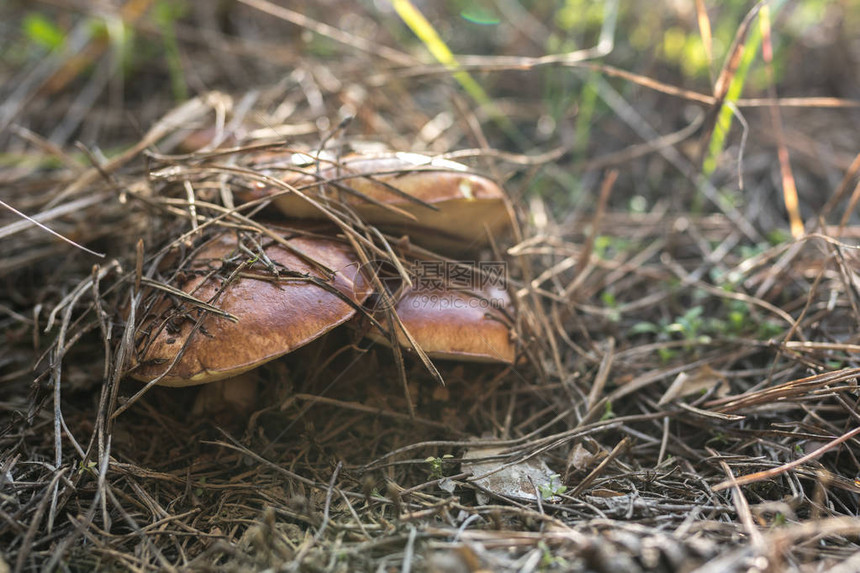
243, 152, 514, 253
369, 284, 515, 364
131, 228, 370, 387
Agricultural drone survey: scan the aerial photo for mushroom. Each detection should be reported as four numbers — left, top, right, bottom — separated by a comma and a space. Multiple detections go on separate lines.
367, 283, 516, 365
241, 152, 514, 253
128, 149, 519, 418
130, 227, 370, 391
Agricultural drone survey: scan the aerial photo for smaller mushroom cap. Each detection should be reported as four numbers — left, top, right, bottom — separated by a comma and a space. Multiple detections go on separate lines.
368, 283, 515, 364
241, 152, 514, 253
131, 228, 370, 387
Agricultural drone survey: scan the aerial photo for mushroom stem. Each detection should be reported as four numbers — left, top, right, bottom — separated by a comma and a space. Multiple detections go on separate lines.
191, 370, 259, 420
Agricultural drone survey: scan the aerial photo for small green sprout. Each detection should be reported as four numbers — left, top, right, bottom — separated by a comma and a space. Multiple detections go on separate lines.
600, 401, 615, 421
539, 474, 567, 500
425, 454, 454, 480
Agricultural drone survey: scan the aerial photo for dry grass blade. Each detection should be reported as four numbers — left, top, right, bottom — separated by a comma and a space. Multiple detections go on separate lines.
238, 0, 414, 65
711, 426, 860, 492
575, 169, 616, 277
759, 5, 803, 238
821, 152, 860, 226
382, 58, 860, 111
137, 277, 239, 322
0, 192, 111, 242
695, 0, 715, 79
0, 198, 105, 258
567, 436, 628, 497
707, 367, 860, 413
711, 447, 765, 549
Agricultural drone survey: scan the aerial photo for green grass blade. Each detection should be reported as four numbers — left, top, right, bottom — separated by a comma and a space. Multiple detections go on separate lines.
702, 19, 762, 176
390, 0, 519, 142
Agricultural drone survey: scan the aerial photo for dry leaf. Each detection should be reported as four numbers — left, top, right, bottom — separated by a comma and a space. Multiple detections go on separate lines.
658, 364, 728, 406
462, 445, 563, 503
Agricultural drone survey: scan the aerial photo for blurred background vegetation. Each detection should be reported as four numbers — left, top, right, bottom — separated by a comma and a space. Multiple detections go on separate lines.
2, 0, 857, 228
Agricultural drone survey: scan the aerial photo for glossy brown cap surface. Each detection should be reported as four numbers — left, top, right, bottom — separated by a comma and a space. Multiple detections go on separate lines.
131, 229, 370, 386
370, 283, 515, 364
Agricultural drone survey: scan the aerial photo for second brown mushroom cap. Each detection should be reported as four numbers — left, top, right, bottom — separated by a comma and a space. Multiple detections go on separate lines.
245, 151, 515, 254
